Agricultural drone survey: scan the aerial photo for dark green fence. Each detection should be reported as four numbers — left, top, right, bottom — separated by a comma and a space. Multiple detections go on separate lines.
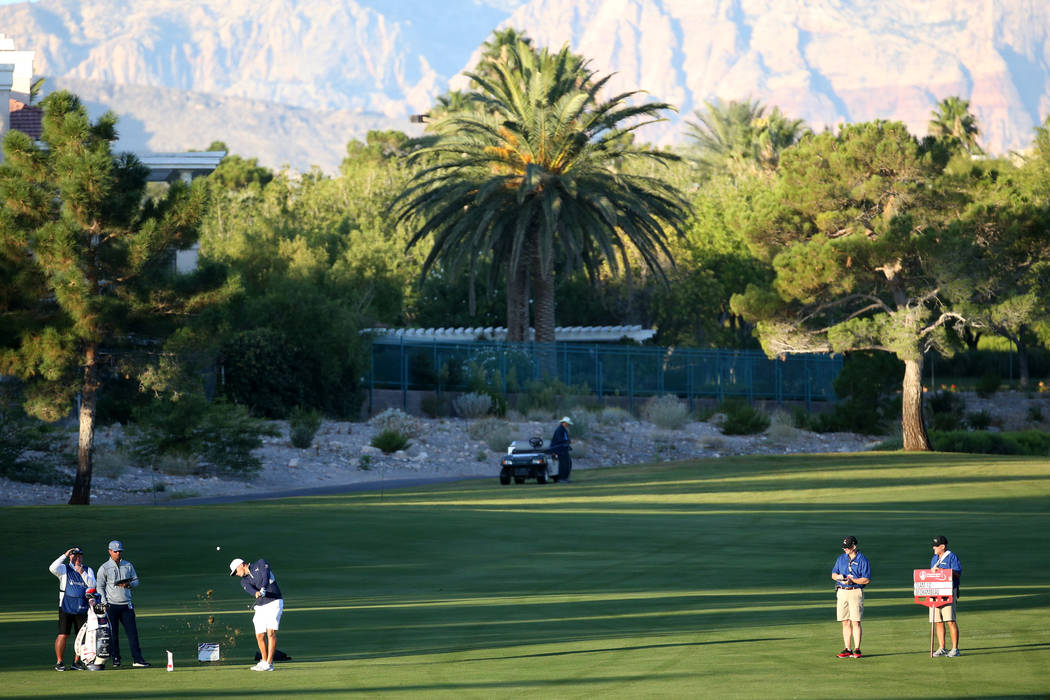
369, 339, 842, 411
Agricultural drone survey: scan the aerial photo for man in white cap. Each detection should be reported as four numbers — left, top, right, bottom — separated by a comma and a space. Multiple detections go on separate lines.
550, 416, 574, 483
96, 540, 150, 668
230, 557, 285, 671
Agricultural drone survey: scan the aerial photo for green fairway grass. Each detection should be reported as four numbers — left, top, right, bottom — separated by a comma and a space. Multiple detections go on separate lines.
2, 452, 1048, 698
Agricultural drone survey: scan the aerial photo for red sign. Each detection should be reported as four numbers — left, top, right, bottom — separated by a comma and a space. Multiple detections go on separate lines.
913, 569, 953, 607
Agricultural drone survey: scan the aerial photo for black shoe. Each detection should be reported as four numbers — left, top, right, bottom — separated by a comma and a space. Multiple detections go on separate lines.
54, 663, 66, 671
70, 661, 87, 670
133, 661, 152, 668
111, 658, 121, 668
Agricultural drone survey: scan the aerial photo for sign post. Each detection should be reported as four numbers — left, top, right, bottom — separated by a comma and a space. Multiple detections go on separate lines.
913, 569, 954, 658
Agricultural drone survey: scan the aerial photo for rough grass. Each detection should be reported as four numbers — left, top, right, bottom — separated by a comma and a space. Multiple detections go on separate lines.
1, 451, 1048, 698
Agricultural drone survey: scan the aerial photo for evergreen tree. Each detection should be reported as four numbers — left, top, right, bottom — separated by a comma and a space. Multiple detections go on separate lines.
0, 92, 208, 504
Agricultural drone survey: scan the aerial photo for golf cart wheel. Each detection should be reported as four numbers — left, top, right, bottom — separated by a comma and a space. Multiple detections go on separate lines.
514, 477, 526, 484
499, 469, 511, 485
537, 472, 548, 484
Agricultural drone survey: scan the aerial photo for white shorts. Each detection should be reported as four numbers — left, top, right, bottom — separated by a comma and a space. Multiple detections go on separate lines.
253, 599, 284, 634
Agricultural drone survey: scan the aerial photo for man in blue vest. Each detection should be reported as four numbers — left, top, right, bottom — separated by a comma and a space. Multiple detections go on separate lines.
49, 547, 96, 671
929, 534, 963, 657
831, 535, 871, 658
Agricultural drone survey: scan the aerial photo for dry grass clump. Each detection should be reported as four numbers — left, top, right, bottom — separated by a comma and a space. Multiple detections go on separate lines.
467, 417, 515, 452
369, 408, 423, 439
642, 395, 690, 430
453, 392, 493, 418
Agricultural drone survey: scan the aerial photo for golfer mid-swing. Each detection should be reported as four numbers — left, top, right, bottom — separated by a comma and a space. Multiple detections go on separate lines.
229, 557, 284, 671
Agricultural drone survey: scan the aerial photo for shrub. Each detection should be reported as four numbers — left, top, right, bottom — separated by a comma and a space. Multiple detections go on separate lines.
975, 371, 1001, 398
965, 410, 992, 430
129, 394, 278, 478
369, 408, 422, 439
288, 407, 323, 449
766, 410, 801, 443
877, 430, 1050, 456
642, 395, 690, 430
719, 399, 770, 435
453, 392, 493, 418
926, 390, 966, 432
1027, 404, 1044, 423
420, 394, 451, 418
597, 406, 633, 425
516, 378, 590, 416
466, 417, 514, 452
371, 429, 409, 454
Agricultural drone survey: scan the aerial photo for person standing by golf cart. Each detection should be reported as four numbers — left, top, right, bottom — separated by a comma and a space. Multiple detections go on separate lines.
831, 535, 871, 658
96, 540, 150, 668
929, 535, 962, 657
50, 547, 96, 671
551, 416, 573, 483
230, 557, 284, 671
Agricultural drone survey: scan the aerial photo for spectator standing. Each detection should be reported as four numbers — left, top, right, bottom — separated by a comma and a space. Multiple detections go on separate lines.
49, 547, 96, 671
551, 416, 573, 483
96, 540, 150, 668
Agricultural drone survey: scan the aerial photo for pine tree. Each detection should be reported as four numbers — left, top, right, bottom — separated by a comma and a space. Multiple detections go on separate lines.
0, 91, 207, 504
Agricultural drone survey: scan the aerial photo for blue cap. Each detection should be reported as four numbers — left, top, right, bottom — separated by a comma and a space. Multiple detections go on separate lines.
107, 540, 123, 551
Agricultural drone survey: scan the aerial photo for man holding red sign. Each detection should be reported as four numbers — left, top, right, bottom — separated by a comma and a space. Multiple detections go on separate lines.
929, 535, 962, 657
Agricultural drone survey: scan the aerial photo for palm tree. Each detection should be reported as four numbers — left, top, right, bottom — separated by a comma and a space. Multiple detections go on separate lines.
396, 40, 690, 343
928, 96, 983, 155
685, 98, 807, 177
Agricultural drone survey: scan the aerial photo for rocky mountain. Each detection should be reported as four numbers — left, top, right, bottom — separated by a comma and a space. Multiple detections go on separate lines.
1, 0, 1047, 171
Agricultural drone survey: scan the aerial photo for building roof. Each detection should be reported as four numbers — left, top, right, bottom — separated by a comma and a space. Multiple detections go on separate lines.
138, 151, 227, 182
9, 98, 42, 140
369, 325, 656, 344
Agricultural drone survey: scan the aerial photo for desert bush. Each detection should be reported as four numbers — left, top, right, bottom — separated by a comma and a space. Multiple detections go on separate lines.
369, 408, 422, 438
420, 394, 451, 418
765, 410, 802, 443
597, 406, 633, 425
129, 394, 277, 477
642, 395, 690, 430
719, 399, 770, 435
525, 408, 553, 422
567, 410, 593, 438
466, 417, 514, 452
1027, 404, 1044, 422
966, 410, 993, 430
975, 371, 1001, 398
453, 392, 493, 418
699, 435, 725, 450
93, 445, 129, 479
288, 406, 323, 448
515, 378, 590, 416
152, 453, 202, 476
371, 429, 410, 454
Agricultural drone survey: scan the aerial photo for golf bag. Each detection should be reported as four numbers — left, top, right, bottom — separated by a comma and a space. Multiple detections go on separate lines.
74, 589, 111, 669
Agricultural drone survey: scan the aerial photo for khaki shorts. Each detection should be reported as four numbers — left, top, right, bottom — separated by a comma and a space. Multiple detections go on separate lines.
929, 599, 956, 622
836, 588, 864, 621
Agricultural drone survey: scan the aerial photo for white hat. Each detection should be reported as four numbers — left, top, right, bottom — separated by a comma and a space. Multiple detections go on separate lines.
560, 416, 573, 425
229, 558, 245, 576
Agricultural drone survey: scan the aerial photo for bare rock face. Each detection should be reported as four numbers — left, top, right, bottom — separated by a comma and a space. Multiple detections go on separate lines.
1, 0, 1047, 170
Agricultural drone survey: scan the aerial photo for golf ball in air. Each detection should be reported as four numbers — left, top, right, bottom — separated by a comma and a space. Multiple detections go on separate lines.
216, 546, 221, 550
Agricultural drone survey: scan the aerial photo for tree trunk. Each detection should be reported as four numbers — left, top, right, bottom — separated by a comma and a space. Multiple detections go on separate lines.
901, 357, 931, 451
69, 344, 99, 505
505, 261, 529, 342
1015, 334, 1029, 389
531, 246, 556, 345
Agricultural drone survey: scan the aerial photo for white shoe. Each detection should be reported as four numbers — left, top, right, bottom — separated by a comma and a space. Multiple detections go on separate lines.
262, 663, 274, 671
947, 648, 961, 657
932, 648, 947, 657
250, 661, 270, 671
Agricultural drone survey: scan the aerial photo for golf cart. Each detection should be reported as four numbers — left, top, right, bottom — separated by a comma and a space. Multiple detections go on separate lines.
499, 436, 555, 485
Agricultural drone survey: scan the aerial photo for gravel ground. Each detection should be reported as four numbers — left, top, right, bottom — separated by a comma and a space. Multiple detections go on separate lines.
3, 391, 1044, 506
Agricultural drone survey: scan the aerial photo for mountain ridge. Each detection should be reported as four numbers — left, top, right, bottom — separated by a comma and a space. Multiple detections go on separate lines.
2, 0, 1047, 170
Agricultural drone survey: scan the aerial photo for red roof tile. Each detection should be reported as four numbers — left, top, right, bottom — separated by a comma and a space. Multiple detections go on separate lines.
9, 99, 43, 140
